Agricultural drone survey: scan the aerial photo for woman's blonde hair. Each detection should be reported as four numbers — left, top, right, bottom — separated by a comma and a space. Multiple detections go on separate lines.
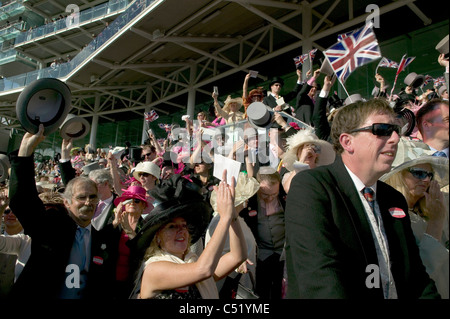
143, 224, 192, 262
384, 167, 435, 219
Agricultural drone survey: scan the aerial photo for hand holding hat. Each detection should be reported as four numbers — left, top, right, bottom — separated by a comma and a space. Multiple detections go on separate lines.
19, 123, 46, 157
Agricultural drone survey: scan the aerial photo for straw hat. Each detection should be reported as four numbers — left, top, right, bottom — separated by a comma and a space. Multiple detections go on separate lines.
209, 172, 260, 212
282, 128, 336, 171
223, 95, 243, 113
133, 161, 161, 180
380, 138, 449, 187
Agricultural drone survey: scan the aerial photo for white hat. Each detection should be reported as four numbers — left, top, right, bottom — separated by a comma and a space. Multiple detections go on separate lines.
133, 161, 161, 180
210, 172, 260, 211
282, 128, 335, 171
380, 138, 449, 187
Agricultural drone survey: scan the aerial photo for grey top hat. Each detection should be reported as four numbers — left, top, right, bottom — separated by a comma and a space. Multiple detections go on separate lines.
60, 114, 91, 140
81, 161, 101, 176
246, 102, 273, 129
16, 78, 72, 136
343, 93, 364, 106
0, 154, 10, 183
438, 85, 447, 97
435, 34, 449, 55
319, 59, 334, 77
403, 72, 424, 89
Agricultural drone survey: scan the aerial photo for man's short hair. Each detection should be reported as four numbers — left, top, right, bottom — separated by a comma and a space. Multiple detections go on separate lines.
63, 177, 97, 204
331, 98, 396, 154
88, 168, 113, 187
416, 98, 449, 134
256, 167, 281, 185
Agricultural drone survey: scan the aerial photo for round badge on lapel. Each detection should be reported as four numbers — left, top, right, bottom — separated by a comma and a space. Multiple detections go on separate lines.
16, 78, 72, 136
59, 114, 90, 140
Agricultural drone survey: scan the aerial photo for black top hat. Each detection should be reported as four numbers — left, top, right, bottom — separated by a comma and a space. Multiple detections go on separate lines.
404, 72, 424, 89
0, 154, 10, 183
133, 174, 212, 259
328, 92, 344, 108
246, 102, 274, 130
59, 114, 91, 140
269, 76, 284, 89
16, 78, 72, 136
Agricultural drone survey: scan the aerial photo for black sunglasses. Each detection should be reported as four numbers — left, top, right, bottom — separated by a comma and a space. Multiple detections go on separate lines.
408, 168, 434, 181
3, 208, 12, 215
349, 123, 401, 137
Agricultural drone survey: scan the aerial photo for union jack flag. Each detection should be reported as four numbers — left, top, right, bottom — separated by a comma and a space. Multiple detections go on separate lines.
293, 53, 308, 67
158, 123, 172, 132
144, 110, 159, 122
324, 23, 381, 83
433, 76, 446, 86
421, 75, 433, 87
377, 57, 399, 69
309, 48, 318, 62
395, 54, 415, 75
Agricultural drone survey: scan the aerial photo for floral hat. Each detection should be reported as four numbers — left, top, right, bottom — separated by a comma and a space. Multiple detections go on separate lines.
282, 128, 336, 171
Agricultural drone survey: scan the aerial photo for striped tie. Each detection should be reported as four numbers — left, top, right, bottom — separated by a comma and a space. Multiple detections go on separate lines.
363, 187, 375, 212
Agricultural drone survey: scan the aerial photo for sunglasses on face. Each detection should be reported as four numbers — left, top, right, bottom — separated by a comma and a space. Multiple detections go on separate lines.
142, 153, 153, 159
125, 198, 142, 204
408, 168, 434, 181
349, 123, 401, 137
3, 208, 11, 215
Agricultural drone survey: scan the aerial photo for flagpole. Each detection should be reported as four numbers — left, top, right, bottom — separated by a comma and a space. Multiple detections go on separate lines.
389, 72, 399, 102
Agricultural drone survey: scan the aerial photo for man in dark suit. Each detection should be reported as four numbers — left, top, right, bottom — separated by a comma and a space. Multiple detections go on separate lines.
263, 69, 303, 113
8, 124, 117, 299
239, 167, 287, 299
285, 99, 440, 299
294, 69, 321, 126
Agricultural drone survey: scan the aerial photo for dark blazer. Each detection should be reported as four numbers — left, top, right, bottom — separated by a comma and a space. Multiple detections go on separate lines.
294, 83, 315, 126
311, 95, 332, 142
263, 82, 303, 112
8, 154, 117, 299
284, 156, 440, 299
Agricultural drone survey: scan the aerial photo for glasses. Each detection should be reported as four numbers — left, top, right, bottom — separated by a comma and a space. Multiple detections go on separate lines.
272, 84, 282, 87
303, 143, 321, 154
408, 168, 434, 181
349, 123, 401, 137
142, 153, 153, 159
3, 208, 12, 215
73, 194, 98, 203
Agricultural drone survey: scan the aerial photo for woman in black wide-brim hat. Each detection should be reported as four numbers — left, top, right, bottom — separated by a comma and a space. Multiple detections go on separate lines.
130, 170, 247, 299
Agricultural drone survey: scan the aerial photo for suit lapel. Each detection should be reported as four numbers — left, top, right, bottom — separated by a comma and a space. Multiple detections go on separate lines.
328, 157, 379, 265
